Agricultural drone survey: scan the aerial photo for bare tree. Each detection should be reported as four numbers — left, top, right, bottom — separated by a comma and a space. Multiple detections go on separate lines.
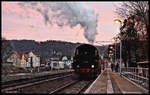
114, 2, 149, 65
115, 1, 149, 40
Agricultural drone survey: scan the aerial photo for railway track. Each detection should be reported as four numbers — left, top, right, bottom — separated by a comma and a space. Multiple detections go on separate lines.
2, 71, 73, 89
2, 73, 94, 94
50, 80, 94, 94
2, 72, 74, 93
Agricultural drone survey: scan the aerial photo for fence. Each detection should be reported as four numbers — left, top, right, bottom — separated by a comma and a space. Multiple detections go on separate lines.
121, 67, 149, 89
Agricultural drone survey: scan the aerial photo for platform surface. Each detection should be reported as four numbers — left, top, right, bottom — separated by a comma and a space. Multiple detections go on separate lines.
85, 68, 148, 94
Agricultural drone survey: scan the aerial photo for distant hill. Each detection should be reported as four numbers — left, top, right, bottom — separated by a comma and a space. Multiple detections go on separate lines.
2, 40, 108, 61
1, 40, 13, 61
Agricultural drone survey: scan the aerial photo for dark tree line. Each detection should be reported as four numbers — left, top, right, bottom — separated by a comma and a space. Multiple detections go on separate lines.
1, 38, 13, 62
1, 39, 106, 63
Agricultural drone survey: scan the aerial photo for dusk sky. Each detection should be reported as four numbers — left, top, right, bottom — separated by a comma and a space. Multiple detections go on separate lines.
2, 1, 123, 46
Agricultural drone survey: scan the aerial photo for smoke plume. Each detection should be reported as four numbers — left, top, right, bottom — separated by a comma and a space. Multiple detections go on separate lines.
18, 2, 98, 43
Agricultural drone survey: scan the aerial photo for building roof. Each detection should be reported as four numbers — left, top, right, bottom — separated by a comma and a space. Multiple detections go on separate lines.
24, 54, 29, 61
60, 56, 73, 60
61, 56, 68, 61
13, 51, 24, 59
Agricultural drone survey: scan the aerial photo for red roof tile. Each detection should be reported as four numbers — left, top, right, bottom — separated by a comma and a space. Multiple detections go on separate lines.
13, 51, 24, 59
24, 54, 29, 61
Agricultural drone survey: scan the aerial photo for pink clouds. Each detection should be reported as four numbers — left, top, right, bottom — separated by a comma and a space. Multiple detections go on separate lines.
2, 2, 121, 46
87, 2, 117, 24
87, 2, 121, 43
2, 2, 42, 19
2, 2, 25, 17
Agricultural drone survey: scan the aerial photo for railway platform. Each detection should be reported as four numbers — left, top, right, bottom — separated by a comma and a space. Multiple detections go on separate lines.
85, 68, 148, 94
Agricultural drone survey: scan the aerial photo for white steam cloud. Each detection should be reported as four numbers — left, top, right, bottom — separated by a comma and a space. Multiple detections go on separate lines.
18, 2, 98, 43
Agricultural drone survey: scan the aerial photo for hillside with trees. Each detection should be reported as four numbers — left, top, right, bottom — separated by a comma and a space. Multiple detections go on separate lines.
2, 39, 107, 61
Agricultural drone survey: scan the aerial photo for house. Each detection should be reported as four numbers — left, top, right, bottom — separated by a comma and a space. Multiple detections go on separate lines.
20, 53, 27, 68
61, 56, 73, 69
6, 51, 19, 66
27, 51, 40, 68
24, 54, 30, 67
6, 51, 41, 70
7, 51, 26, 68
58, 61, 65, 69
62, 56, 68, 63
50, 57, 65, 70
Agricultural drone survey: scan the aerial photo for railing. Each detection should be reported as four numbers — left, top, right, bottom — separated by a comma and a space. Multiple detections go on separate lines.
121, 67, 149, 89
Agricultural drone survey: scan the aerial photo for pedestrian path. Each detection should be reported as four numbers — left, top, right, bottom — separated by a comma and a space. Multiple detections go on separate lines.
85, 68, 148, 94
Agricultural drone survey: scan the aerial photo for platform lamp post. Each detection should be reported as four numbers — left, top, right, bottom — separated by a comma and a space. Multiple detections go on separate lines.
114, 19, 122, 75
112, 37, 116, 65
112, 37, 120, 66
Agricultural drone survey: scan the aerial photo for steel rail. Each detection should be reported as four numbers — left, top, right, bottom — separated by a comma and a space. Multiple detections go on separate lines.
2, 73, 73, 93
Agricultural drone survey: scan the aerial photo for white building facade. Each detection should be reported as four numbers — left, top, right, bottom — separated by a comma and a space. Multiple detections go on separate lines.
27, 51, 40, 68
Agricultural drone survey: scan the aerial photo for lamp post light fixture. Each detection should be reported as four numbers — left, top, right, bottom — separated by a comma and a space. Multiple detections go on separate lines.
112, 37, 117, 66
114, 19, 122, 75
114, 19, 122, 24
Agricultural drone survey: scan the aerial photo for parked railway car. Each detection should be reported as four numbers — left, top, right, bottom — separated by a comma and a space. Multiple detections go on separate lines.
72, 44, 102, 79
50, 60, 65, 70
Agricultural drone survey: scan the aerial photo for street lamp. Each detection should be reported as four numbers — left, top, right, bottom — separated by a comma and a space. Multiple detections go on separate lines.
114, 19, 122, 75
114, 19, 122, 24
112, 37, 120, 65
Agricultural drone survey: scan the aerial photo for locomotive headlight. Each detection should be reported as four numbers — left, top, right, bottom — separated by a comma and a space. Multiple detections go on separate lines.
91, 65, 94, 68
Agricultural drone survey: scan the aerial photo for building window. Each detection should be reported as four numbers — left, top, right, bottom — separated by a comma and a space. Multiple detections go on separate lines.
53, 63, 58, 67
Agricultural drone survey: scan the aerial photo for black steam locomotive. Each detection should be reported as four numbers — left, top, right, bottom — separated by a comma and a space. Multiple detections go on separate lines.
72, 44, 102, 79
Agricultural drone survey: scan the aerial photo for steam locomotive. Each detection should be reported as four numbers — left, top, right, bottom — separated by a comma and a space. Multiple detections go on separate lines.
72, 44, 102, 79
